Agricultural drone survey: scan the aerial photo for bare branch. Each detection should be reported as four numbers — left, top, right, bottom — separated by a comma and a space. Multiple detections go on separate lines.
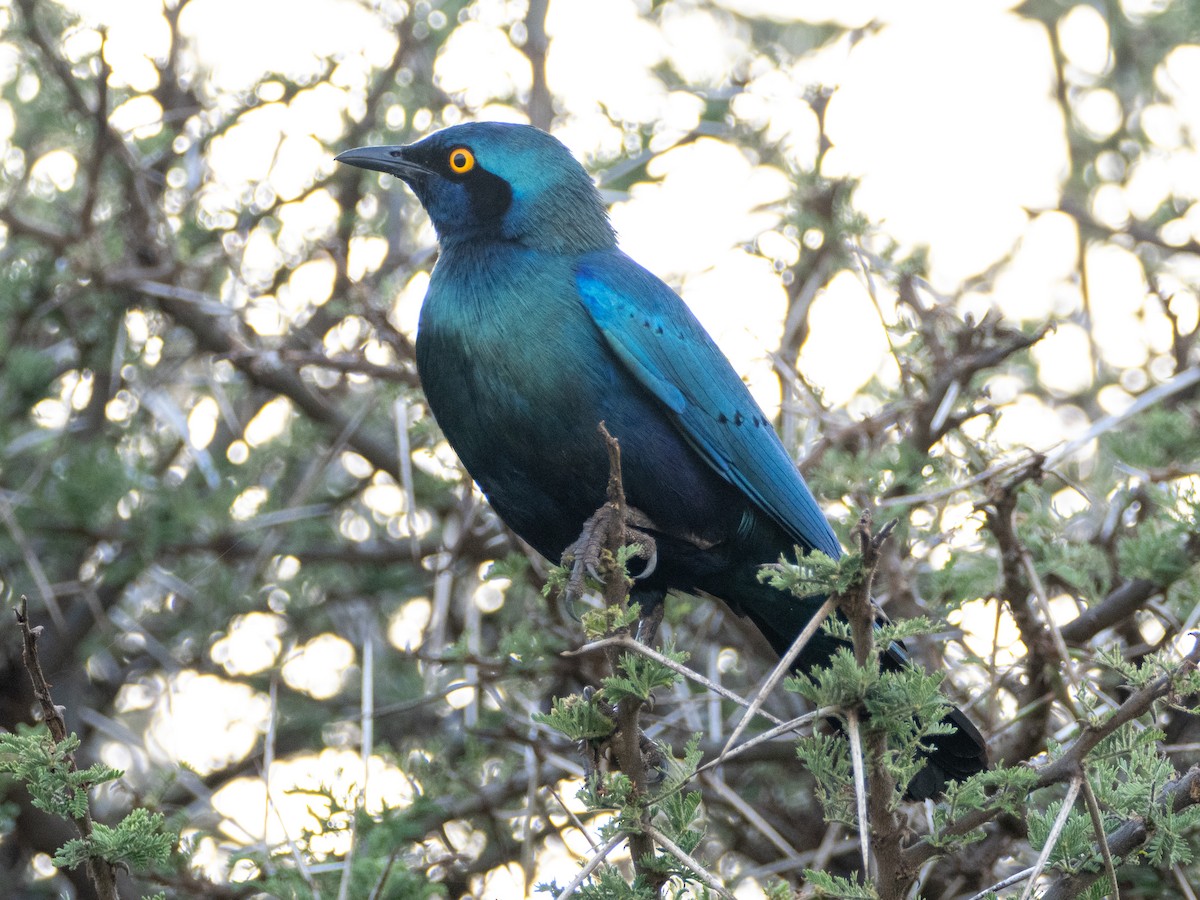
14, 598, 120, 900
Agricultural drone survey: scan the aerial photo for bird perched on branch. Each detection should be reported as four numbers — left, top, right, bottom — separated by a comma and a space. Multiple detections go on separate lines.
337, 122, 986, 799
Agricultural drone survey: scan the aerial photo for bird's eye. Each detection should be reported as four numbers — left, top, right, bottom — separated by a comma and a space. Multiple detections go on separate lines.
448, 147, 475, 174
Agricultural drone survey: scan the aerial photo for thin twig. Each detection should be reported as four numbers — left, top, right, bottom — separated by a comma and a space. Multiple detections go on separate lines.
1174, 863, 1200, 900
394, 397, 420, 561
846, 709, 872, 876
337, 617, 376, 900
643, 823, 737, 900
1022, 551, 1083, 700
964, 866, 1038, 900
1080, 776, 1119, 900
701, 772, 804, 860
547, 783, 598, 851
907, 642, 1200, 871
1017, 774, 1083, 900
552, 830, 625, 900
1, 495, 65, 630
1043, 364, 1200, 468
565, 634, 788, 727
719, 595, 839, 757
696, 709, 826, 774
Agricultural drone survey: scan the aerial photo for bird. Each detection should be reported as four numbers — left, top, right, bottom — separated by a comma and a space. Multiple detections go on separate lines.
336, 122, 986, 799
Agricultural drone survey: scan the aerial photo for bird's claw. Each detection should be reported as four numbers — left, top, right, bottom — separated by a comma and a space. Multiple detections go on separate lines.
562, 502, 659, 606
637, 546, 658, 580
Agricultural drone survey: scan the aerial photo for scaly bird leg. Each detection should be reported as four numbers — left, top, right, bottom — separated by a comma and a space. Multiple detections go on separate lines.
562, 502, 659, 607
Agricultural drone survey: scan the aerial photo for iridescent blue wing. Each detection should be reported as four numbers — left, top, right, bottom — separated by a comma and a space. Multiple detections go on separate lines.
575, 250, 841, 559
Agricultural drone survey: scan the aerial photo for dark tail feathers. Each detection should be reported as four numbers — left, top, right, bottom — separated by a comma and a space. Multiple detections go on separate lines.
905, 705, 988, 800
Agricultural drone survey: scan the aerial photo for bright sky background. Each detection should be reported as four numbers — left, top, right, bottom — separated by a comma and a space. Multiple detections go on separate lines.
31, 0, 1200, 894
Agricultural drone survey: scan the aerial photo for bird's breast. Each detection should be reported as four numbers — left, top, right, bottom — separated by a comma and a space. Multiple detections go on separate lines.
418, 245, 610, 428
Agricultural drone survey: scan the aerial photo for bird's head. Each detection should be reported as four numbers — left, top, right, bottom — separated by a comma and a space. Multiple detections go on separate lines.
336, 122, 615, 254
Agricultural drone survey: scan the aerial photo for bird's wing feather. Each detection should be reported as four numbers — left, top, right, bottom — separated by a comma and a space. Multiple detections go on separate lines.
576, 250, 841, 559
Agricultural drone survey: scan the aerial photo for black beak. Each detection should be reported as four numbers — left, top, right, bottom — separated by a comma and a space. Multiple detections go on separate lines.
335, 146, 431, 180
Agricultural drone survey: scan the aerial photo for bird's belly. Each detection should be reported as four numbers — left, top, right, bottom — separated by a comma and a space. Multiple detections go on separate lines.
418, 318, 746, 563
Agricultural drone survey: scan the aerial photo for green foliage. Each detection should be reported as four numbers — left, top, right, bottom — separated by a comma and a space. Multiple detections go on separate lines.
53, 807, 173, 870
537, 600, 714, 898
579, 770, 637, 816
1104, 408, 1197, 473
486, 552, 533, 583
497, 616, 566, 668
1026, 797, 1102, 874
4, 0, 1200, 896
0, 726, 176, 876
788, 646, 875, 709
1024, 510, 1114, 600
930, 766, 1041, 850
534, 693, 616, 742
1086, 723, 1199, 864
643, 790, 704, 881
581, 603, 644, 639
795, 731, 854, 825
651, 735, 705, 802
603, 644, 687, 704
920, 548, 998, 608
1117, 516, 1194, 586
0, 728, 121, 821
1094, 645, 1200, 700
802, 869, 879, 899
760, 549, 861, 599
790, 630, 971, 822
862, 666, 956, 797
537, 866, 657, 900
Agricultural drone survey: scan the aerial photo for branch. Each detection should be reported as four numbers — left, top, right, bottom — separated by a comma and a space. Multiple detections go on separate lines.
643, 823, 736, 900
14, 598, 120, 900
841, 512, 906, 898
552, 830, 625, 900
1018, 775, 1083, 900
1059, 197, 1200, 259
565, 633, 792, 729
582, 424, 662, 892
904, 638, 1200, 870
520, 0, 552, 131
1035, 639, 1200, 787
1041, 766, 1200, 900
718, 594, 838, 756
1059, 578, 1159, 645
982, 458, 1054, 765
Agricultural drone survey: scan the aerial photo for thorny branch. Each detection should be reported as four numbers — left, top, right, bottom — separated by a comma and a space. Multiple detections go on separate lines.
982, 457, 1056, 765
566, 424, 665, 892
14, 597, 120, 900
839, 512, 906, 898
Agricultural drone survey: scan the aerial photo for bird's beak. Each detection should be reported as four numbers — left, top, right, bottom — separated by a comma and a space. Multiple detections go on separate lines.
335, 145, 432, 180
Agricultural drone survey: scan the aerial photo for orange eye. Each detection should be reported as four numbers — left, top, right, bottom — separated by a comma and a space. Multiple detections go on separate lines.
448, 147, 475, 174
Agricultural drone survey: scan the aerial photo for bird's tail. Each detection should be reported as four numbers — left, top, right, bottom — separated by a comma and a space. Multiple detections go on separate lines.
904, 705, 988, 801
711, 575, 988, 800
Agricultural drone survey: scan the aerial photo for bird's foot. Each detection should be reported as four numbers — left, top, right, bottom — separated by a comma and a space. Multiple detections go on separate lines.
562, 502, 659, 605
